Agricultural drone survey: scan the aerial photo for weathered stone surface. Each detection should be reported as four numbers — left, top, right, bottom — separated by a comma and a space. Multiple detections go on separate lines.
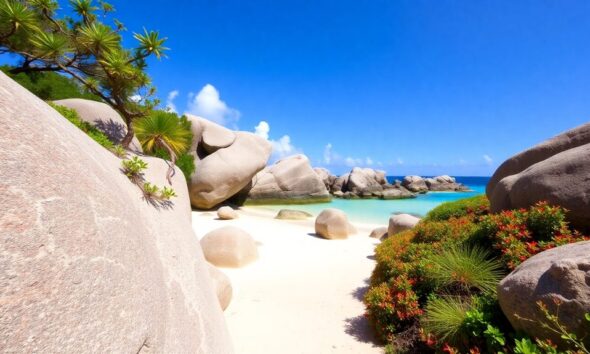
208, 263, 233, 311
330, 173, 350, 193
189, 131, 272, 209
186, 114, 236, 154
381, 186, 416, 200
200, 226, 258, 268
244, 155, 330, 204
314, 167, 336, 190
217, 206, 238, 220
275, 209, 313, 220
0, 72, 232, 353
347, 167, 383, 194
498, 241, 590, 347
425, 175, 469, 191
402, 175, 428, 193
53, 98, 143, 152
388, 214, 421, 237
369, 227, 388, 239
487, 122, 590, 198
315, 208, 356, 239
488, 124, 590, 232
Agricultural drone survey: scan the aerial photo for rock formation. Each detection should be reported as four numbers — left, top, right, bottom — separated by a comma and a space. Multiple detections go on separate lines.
217, 206, 239, 220
200, 226, 259, 268
314, 209, 357, 239
243, 155, 330, 204
388, 214, 421, 237
0, 72, 232, 353
187, 115, 272, 209
498, 241, 590, 347
487, 122, 590, 232
53, 98, 143, 152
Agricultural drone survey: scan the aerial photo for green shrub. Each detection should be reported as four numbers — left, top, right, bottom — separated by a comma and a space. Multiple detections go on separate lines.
1, 66, 101, 101
49, 102, 114, 150
426, 245, 504, 295
422, 296, 472, 345
424, 195, 489, 222
122, 156, 148, 179
153, 147, 195, 180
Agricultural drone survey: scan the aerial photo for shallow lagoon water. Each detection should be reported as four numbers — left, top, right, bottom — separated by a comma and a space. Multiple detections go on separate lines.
252, 177, 489, 225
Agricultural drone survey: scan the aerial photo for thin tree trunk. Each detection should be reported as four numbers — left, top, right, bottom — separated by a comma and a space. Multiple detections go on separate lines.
158, 139, 177, 185
121, 121, 135, 148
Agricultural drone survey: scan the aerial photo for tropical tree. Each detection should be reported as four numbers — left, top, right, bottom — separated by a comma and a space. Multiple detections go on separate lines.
0, 0, 168, 148
134, 110, 192, 183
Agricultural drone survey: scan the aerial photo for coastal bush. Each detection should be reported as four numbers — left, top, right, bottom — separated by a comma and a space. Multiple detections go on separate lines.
49, 102, 114, 151
423, 195, 489, 222
365, 196, 589, 352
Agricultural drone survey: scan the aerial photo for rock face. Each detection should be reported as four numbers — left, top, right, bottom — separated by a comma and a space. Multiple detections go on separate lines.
243, 155, 330, 204
314, 167, 336, 190
200, 226, 258, 268
217, 206, 238, 220
188, 120, 272, 209
53, 98, 143, 152
424, 175, 469, 191
275, 209, 313, 220
325, 167, 416, 200
0, 72, 232, 353
314, 209, 356, 239
498, 241, 590, 347
347, 167, 384, 194
487, 123, 590, 232
369, 227, 388, 239
402, 175, 428, 193
388, 214, 421, 237
208, 264, 233, 311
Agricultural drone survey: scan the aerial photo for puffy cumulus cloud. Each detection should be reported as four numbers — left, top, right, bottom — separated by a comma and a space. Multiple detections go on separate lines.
323, 143, 335, 164
483, 154, 493, 165
254, 121, 301, 161
186, 84, 240, 126
254, 121, 270, 140
165, 90, 179, 113
129, 94, 142, 102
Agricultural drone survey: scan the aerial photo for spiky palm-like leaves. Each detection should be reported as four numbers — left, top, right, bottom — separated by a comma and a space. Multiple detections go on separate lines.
422, 296, 471, 344
0, 1, 38, 37
134, 28, 168, 59
31, 32, 70, 58
78, 22, 119, 53
426, 245, 504, 295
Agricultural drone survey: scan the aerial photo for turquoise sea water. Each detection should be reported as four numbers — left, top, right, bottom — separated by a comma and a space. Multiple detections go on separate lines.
252, 176, 490, 225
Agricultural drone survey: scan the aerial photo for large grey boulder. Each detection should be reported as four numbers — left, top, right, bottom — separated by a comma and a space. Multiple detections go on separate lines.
381, 186, 416, 200
498, 241, 590, 347
388, 214, 421, 237
330, 173, 350, 193
200, 226, 258, 268
402, 175, 428, 193
186, 114, 236, 154
244, 155, 330, 204
315, 208, 357, 239
488, 124, 590, 231
189, 131, 272, 209
53, 98, 143, 152
425, 175, 469, 191
314, 167, 336, 190
0, 72, 232, 353
347, 167, 384, 194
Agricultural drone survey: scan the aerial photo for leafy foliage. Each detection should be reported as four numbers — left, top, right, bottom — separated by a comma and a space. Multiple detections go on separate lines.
121, 156, 147, 179
0, 0, 168, 148
423, 195, 489, 222
49, 102, 114, 150
2, 66, 101, 101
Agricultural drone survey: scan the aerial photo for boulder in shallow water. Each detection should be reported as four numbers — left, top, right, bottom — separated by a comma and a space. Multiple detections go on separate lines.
200, 226, 258, 267
498, 241, 590, 347
315, 208, 356, 239
388, 214, 421, 237
275, 209, 313, 220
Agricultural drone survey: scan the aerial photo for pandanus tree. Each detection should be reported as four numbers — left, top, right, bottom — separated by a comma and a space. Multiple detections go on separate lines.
0, 0, 168, 148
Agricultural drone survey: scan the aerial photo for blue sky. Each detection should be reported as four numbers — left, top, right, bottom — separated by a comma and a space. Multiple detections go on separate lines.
5, 0, 590, 176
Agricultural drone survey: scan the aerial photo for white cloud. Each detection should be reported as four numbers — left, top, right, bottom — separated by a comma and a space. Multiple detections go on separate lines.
397, 157, 404, 165
345, 157, 363, 167
254, 121, 270, 140
365, 157, 374, 166
323, 143, 333, 164
254, 121, 301, 161
186, 84, 240, 126
130, 94, 142, 102
483, 154, 493, 165
165, 90, 179, 113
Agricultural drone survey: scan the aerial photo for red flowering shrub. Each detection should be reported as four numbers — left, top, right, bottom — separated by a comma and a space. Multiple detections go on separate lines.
477, 201, 588, 269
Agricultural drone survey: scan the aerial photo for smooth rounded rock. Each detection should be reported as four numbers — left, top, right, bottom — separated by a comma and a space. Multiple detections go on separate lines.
402, 175, 428, 193
200, 226, 258, 267
315, 208, 356, 239
217, 206, 238, 220
369, 227, 388, 239
207, 263, 233, 311
388, 213, 421, 237
275, 209, 313, 220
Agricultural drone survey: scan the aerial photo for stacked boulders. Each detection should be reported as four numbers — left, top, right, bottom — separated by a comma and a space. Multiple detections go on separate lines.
402, 175, 469, 192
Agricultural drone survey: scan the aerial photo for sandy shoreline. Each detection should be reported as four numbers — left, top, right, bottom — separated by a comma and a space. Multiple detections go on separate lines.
192, 207, 384, 354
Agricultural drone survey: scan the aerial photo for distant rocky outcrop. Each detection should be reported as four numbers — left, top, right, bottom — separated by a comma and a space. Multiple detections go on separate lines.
242, 155, 331, 204
187, 115, 272, 209
53, 98, 143, 152
487, 122, 590, 232
498, 241, 590, 347
0, 72, 232, 353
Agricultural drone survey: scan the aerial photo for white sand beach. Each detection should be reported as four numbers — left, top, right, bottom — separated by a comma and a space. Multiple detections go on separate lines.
192, 208, 384, 354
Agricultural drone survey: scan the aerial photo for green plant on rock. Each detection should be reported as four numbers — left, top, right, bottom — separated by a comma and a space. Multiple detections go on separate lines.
426, 245, 504, 295
122, 156, 148, 180
160, 186, 177, 200
141, 182, 159, 198
111, 145, 126, 158
134, 110, 193, 183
